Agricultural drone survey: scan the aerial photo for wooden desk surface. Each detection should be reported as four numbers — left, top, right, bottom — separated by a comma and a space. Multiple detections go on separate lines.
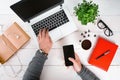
0, 0, 120, 80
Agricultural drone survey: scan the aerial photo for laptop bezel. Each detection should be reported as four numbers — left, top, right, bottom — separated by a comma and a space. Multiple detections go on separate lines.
10, 0, 64, 22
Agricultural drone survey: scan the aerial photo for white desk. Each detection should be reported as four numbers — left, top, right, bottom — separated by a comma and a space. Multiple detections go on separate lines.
0, 0, 120, 80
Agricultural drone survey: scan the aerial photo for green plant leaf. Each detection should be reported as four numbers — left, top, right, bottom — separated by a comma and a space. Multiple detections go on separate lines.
74, 0, 99, 25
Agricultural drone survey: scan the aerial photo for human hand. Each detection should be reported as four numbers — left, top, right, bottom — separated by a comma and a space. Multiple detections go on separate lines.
68, 54, 82, 72
38, 28, 53, 54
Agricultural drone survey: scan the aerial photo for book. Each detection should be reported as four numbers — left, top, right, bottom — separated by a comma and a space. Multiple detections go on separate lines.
88, 37, 118, 71
0, 22, 30, 64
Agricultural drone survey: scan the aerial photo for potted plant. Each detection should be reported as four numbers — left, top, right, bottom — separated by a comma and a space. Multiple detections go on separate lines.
74, 0, 99, 25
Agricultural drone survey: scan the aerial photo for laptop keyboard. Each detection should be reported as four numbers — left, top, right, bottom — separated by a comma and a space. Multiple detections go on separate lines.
31, 10, 69, 36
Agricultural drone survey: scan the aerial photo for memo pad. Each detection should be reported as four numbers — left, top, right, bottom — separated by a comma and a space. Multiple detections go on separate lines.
88, 37, 118, 71
0, 22, 30, 64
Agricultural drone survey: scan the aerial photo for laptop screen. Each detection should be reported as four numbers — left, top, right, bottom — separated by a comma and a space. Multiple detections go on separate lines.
10, 0, 64, 22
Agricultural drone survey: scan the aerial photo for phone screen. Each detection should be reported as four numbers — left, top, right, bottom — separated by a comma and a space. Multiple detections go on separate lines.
63, 45, 75, 66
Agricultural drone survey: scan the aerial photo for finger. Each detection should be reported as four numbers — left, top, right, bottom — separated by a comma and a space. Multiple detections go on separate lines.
75, 53, 80, 60
68, 57, 76, 64
38, 29, 42, 39
42, 28, 46, 38
45, 28, 49, 37
38, 35, 40, 41
75, 53, 81, 63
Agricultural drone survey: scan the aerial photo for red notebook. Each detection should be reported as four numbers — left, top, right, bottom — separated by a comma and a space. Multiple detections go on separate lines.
88, 37, 118, 71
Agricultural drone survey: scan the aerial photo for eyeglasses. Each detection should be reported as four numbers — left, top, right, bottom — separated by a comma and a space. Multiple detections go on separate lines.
97, 20, 113, 37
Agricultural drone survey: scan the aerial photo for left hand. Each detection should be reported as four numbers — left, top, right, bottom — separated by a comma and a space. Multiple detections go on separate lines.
38, 28, 53, 54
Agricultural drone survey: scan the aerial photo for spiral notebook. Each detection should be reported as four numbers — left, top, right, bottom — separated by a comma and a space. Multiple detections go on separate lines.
88, 37, 118, 71
0, 22, 30, 64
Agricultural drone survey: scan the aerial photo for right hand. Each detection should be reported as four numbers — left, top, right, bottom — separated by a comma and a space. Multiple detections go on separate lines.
68, 54, 82, 72
38, 28, 53, 54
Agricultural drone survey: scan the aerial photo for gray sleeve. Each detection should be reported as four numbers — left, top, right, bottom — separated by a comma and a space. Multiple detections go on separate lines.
77, 65, 100, 80
23, 50, 47, 80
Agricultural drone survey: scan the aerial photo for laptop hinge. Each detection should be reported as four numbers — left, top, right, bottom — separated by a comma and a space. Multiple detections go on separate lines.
28, 20, 30, 23
60, 4, 63, 9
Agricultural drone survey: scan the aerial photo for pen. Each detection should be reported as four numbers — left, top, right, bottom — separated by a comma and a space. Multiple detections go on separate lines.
96, 49, 110, 60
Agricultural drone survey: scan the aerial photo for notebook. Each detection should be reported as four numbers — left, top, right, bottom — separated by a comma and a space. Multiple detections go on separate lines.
88, 37, 118, 71
0, 22, 30, 64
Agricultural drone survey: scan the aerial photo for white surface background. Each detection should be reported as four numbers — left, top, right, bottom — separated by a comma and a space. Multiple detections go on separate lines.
0, 0, 120, 80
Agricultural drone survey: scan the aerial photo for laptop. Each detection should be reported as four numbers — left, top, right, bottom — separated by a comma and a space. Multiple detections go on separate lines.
10, 0, 78, 42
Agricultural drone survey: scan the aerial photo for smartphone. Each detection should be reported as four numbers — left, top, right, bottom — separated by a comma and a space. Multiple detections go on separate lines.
63, 45, 75, 66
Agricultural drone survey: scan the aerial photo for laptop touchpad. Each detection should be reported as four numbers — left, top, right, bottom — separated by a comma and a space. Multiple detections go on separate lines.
49, 28, 63, 42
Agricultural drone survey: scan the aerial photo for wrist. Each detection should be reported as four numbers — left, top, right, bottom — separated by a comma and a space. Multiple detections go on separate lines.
75, 63, 82, 73
39, 49, 48, 56
77, 64, 83, 73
